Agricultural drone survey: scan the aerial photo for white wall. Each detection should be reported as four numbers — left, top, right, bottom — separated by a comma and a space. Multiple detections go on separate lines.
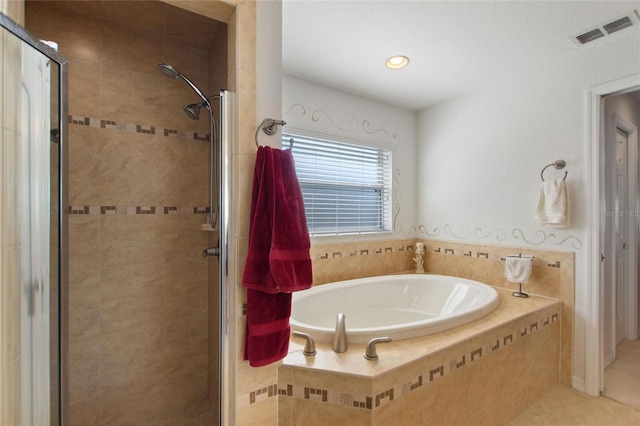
415, 25, 640, 388
282, 74, 417, 242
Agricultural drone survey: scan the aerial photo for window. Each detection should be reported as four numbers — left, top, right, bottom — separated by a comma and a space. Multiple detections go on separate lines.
283, 132, 392, 236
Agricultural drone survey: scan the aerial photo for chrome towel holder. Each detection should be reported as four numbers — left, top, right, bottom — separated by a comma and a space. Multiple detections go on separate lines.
540, 159, 567, 181
255, 118, 286, 148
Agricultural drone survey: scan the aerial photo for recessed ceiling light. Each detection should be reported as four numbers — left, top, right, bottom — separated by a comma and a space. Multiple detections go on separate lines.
385, 55, 410, 69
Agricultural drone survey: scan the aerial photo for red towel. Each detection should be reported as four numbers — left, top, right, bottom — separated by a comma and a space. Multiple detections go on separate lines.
243, 290, 292, 367
242, 146, 313, 367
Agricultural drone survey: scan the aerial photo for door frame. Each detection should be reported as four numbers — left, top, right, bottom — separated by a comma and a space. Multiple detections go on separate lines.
586, 74, 640, 396
611, 114, 638, 344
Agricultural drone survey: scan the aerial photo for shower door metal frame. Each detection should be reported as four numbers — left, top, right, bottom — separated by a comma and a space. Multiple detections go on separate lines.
218, 89, 231, 426
0, 11, 69, 426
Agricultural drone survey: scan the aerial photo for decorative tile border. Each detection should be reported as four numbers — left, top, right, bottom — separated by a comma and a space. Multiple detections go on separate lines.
312, 239, 565, 269
68, 205, 210, 215
313, 242, 413, 261
423, 241, 565, 269
68, 114, 211, 142
248, 385, 277, 405
239, 308, 560, 410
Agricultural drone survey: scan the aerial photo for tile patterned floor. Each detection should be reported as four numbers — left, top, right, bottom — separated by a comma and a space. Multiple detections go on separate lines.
603, 339, 640, 411
509, 384, 640, 425
511, 339, 640, 425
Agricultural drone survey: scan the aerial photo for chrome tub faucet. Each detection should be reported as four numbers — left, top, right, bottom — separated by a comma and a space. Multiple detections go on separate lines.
332, 313, 348, 353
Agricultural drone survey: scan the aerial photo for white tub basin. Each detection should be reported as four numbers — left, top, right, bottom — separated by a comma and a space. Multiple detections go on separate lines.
290, 274, 500, 344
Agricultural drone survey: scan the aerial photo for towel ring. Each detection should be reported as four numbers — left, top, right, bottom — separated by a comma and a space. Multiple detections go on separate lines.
540, 160, 567, 182
255, 118, 286, 148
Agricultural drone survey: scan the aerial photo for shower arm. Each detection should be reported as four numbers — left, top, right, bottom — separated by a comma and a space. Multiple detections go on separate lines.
177, 74, 208, 103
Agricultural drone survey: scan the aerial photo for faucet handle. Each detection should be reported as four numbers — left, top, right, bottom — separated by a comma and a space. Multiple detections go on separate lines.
364, 337, 392, 360
293, 331, 316, 356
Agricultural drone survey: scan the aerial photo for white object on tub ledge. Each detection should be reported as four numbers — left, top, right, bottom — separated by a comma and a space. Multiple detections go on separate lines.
290, 274, 500, 344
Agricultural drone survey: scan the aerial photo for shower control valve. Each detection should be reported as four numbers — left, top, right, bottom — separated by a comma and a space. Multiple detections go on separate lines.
202, 246, 220, 257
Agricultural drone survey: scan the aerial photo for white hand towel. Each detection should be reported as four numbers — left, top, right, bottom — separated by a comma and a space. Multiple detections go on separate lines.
534, 179, 570, 227
505, 256, 533, 284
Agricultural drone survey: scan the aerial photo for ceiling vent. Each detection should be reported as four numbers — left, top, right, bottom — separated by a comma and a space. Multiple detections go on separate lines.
603, 16, 634, 34
575, 28, 605, 44
571, 10, 639, 45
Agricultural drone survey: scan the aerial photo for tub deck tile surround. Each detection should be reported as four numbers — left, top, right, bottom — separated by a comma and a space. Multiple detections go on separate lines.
235, 238, 572, 424
282, 288, 559, 377
420, 239, 574, 387
274, 289, 561, 425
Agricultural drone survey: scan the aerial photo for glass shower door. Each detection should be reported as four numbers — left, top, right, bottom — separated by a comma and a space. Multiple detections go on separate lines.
20, 37, 53, 426
1, 12, 68, 425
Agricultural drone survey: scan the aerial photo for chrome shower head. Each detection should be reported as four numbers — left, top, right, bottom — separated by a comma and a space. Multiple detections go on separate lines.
183, 103, 201, 120
157, 63, 181, 79
157, 63, 207, 101
183, 96, 218, 120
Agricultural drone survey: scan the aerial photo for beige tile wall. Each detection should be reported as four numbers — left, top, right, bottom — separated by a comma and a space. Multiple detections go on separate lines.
310, 238, 416, 285
421, 239, 574, 385
230, 1, 274, 424
25, 2, 227, 423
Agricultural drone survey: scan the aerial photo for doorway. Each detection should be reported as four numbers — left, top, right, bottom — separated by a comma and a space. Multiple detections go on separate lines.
585, 75, 640, 398
600, 91, 640, 409
602, 97, 639, 367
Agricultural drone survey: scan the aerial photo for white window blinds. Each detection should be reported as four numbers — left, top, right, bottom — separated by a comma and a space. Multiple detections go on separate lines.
283, 133, 392, 236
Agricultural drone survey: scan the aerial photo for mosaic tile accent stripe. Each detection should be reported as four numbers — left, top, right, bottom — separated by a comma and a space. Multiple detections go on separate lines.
68, 114, 210, 142
68, 205, 210, 215
425, 242, 565, 269
313, 241, 565, 269
248, 385, 277, 405
239, 309, 560, 410
401, 375, 423, 395
314, 244, 412, 261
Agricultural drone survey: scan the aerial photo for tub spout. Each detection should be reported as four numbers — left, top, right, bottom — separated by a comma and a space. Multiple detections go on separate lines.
332, 313, 348, 353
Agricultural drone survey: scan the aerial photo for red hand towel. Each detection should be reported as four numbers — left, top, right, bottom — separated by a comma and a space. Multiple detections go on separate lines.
242, 146, 313, 367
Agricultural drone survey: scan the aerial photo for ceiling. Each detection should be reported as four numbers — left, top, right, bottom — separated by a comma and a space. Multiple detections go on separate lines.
282, 1, 640, 111
26, 0, 223, 50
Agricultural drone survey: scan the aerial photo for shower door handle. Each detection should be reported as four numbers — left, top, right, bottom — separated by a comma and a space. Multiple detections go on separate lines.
202, 246, 220, 257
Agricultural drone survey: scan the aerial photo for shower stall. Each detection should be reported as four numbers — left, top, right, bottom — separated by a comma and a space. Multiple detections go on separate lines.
0, 1, 236, 424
